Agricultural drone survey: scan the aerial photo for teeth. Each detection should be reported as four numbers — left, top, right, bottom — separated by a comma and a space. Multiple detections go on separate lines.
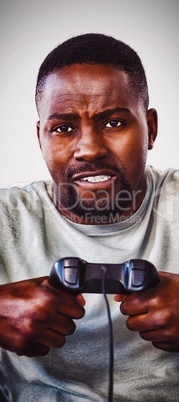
81, 175, 111, 183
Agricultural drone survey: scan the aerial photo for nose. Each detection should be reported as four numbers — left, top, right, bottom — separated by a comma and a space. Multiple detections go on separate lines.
74, 127, 108, 162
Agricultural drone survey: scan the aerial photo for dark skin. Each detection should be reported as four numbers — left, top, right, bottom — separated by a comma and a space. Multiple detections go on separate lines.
115, 272, 179, 352
0, 64, 178, 356
37, 64, 157, 224
0, 277, 85, 356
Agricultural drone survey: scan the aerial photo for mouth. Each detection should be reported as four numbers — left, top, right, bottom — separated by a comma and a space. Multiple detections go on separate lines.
80, 174, 111, 183
72, 171, 117, 189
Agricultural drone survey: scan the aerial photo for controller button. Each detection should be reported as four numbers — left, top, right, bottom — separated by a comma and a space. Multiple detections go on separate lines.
132, 270, 145, 287
64, 268, 78, 285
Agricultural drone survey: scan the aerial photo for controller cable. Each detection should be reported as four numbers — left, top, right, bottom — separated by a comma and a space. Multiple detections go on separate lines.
102, 266, 114, 402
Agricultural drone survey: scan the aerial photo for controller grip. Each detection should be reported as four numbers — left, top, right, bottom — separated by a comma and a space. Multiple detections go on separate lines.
49, 257, 159, 294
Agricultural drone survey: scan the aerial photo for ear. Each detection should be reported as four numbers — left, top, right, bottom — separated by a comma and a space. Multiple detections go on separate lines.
36, 121, 42, 150
147, 108, 158, 150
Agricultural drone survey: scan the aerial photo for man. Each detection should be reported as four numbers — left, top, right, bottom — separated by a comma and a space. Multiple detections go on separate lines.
0, 33, 178, 401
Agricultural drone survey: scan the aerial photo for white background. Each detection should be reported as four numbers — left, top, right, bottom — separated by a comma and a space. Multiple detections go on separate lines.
0, 0, 178, 188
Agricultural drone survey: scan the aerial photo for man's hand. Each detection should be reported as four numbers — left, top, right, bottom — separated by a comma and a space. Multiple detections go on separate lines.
0, 277, 85, 357
115, 272, 179, 352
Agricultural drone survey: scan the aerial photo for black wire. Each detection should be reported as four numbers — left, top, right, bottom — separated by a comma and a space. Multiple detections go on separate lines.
102, 266, 114, 402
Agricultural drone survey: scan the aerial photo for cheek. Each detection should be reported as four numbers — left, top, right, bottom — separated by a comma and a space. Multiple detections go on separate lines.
40, 138, 74, 183
128, 130, 148, 161
127, 136, 149, 188
109, 131, 148, 182
109, 134, 146, 162
41, 138, 65, 165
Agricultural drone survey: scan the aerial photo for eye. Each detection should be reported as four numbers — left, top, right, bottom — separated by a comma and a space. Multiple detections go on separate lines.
53, 124, 74, 133
104, 120, 122, 128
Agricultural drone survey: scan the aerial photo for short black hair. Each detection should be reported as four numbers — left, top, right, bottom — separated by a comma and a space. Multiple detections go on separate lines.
35, 33, 149, 113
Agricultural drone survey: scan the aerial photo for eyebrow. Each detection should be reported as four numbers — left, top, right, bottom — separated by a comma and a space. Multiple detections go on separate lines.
97, 107, 130, 120
47, 108, 130, 121
47, 112, 79, 121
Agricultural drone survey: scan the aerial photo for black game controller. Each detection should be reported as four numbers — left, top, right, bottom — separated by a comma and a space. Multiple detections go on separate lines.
49, 257, 159, 294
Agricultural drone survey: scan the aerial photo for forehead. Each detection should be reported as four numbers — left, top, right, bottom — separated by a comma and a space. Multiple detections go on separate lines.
39, 64, 136, 115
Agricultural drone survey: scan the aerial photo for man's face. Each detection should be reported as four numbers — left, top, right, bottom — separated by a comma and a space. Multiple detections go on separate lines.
37, 64, 157, 224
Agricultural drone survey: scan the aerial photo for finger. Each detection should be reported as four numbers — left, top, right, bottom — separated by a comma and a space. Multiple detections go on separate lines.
34, 316, 75, 349
139, 325, 177, 343
39, 331, 66, 349
54, 292, 85, 319
75, 294, 86, 307
48, 314, 76, 336
139, 330, 161, 342
17, 343, 50, 357
152, 342, 179, 352
126, 314, 152, 332
33, 276, 49, 285
41, 283, 85, 319
120, 292, 150, 316
33, 308, 77, 336
114, 294, 127, 302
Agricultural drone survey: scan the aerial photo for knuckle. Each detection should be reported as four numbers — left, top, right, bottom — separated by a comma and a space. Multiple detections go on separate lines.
126, 317, 134, 330
152, 342, 170, 352
69, 321, 76, 335
75, 306, 85, 319
56, 335, 66, 348
65, 320, 76, 335
80, 306, 85, 318
153, 310, 170, 328
139, 331, 149, 341
120, 303, 128, 315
